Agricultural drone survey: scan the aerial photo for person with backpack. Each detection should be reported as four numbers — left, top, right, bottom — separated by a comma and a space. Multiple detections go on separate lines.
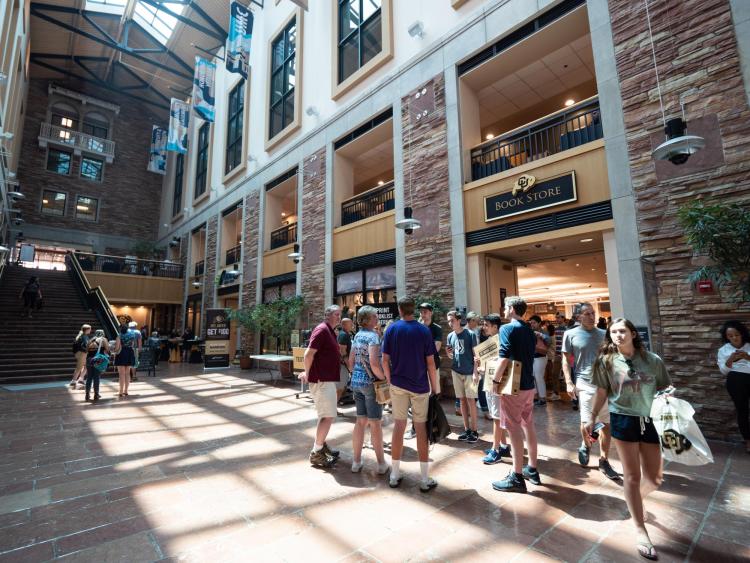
19, 275, 41, 318
85, 330, 110, 402
70, 324, 92, 389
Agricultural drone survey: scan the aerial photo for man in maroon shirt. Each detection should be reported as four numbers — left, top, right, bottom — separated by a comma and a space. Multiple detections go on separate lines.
299, 305, 343, 467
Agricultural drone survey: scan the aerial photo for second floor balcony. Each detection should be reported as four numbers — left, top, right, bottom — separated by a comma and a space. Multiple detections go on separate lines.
225, 244, 241, 266
38, 122, 116, 163
341, 181, 395, 226
270, 222, 297, 250
75, 252, 183, 278
194, 260, 205, 277
470, 97, 603, 182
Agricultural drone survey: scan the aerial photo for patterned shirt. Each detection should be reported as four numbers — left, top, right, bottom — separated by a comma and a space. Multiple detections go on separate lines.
351, 329, 381, 388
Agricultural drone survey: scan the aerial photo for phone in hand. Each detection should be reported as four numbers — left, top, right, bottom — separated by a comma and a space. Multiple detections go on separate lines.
590, 421, 605, 441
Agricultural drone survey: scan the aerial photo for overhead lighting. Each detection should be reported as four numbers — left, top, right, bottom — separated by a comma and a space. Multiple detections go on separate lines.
580, 238, 593, 243
485, 133, 495, 140
42, 199, 49, 204
378, 180, 384, 186
564, 99, 575, 107
288, 243, 303, 264
591, 268, 597, 271
76, 205, 89, 211
575, 263, 580, 267
281, 212, 286, 217
395, 206, 421, 235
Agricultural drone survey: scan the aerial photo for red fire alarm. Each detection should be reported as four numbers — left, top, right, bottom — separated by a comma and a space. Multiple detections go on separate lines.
696, 280, 714, 294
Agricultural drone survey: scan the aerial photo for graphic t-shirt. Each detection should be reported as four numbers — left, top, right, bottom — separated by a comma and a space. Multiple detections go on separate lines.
498, 319, 536, 390
447, 330, 476, 375
381, 319, 436, 394
591, 351, 671, 417
120, 331, 137, 348
351, 329, 380, 388
561, 326, 605, 382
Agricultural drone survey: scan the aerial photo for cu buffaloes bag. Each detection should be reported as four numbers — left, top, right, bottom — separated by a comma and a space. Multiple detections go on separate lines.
650, 391, 713, 466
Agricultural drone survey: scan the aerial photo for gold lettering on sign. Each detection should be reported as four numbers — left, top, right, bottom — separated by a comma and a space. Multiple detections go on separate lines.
511, 174, 536, 197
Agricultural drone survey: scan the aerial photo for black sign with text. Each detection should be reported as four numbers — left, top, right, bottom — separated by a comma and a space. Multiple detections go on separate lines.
485, 172, 577, 222
204, 309, 231, 368
356, 303, 399, 327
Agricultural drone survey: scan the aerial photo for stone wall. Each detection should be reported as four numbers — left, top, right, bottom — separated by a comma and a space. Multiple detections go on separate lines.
174, 233, 188, 331
15, 80, 163, 250
300, 149, 327, 321
401, 74, 455, 390
201, 215, 218, 335
609, 0, 750, 439
240, 191, 260, 353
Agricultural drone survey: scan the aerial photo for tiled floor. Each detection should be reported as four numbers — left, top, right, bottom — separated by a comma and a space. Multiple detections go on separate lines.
0, 365, 747, 562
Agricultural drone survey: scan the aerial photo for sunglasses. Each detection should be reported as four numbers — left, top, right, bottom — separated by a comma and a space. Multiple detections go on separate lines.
624, 359, 640, 380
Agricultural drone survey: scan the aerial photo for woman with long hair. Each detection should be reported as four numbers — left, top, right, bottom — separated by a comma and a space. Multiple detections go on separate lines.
587, 318, 671, 561
113, 323, 137, 398
70, 324, 92, 389
718, 320, 750, 453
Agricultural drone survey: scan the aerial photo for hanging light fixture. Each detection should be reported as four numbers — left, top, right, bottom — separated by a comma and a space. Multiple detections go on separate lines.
644, 0, 705, 165
288, 243, 303, 263
396, 89, 423, 235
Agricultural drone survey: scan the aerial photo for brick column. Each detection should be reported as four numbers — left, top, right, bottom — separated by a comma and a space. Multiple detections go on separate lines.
240, 191, 260, 353
201, 215, 218, 335
301, 149, 326, 326
174, 233, 189, 331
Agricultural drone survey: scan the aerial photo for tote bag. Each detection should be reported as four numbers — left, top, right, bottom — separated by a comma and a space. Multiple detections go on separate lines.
650, 393, 714, 466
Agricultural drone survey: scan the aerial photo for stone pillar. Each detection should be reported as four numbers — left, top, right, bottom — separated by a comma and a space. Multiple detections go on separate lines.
301, 148, 327, 328
175, 233, 189, 332
240, 190, 260, 353
201, 215, 218, 336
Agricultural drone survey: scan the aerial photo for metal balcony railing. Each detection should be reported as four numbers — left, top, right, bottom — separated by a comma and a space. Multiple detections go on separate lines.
74, 251, 184, 279
225, 244, 241, 265
341, 181, 395, 226
194, 260, 205, 277
469, 97, 603, 182
38, 122, 116, 163
270, 222, 297, 250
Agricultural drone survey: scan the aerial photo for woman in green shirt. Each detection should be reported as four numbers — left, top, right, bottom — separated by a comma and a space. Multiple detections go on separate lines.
587, 318, 671, 561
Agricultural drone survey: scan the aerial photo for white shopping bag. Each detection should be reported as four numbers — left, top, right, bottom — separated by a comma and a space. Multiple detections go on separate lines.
650, 393, 714, 466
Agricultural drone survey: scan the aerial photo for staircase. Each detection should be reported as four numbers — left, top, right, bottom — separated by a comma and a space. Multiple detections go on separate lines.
0, 265, 102, 383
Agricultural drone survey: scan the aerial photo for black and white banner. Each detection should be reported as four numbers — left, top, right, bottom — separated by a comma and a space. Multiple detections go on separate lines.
226, 1, 253, 80
147, 125, 167, 174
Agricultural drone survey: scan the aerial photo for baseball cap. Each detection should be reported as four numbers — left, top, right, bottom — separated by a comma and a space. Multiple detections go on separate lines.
128, 321, 137, 328
466, 311, 479, 321
418, 302, 433, 311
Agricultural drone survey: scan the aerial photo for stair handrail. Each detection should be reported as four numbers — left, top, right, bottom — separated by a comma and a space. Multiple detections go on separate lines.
66, 252, 119, 340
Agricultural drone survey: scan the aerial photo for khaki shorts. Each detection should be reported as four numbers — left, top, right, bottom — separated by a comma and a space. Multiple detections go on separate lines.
309, 381, 337, 419
75, 351, 87, 371
452, 370, 478, 399
577, 378, 611, 424
390, 384, 430, 423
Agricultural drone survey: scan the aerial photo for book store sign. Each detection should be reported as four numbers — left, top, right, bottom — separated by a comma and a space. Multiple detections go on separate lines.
484, 171, 577, 222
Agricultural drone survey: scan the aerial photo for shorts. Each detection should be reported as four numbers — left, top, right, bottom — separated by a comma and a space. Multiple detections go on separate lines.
577, 379, 611, 424
486, 391, 502, 420
390, 384, 429, 423
500, 389, 536, 430
114, 346, 136, 367
452, 370, 478, 399
309, 381, 337, 419
336, 365, 350, 390
75, 351, 87, 371
353, 385, 382, 420
610, 412, 660, 444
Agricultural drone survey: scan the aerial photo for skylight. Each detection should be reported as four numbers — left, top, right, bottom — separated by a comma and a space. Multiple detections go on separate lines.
133, 1, 185, 45
85, 0, 126, 16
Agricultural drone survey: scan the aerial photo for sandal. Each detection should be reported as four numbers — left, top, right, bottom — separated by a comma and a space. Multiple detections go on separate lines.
637, 542, 658, 561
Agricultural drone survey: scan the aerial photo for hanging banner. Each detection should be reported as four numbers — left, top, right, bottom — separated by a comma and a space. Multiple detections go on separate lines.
204, 309, 231, 369
226, 1, 253, 80
192, 56, 216, 122
147, 126, 167, 174
166, 98, 189, 153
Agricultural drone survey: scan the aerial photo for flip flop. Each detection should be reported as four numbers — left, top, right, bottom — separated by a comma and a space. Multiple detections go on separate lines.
636, 542, 658, 561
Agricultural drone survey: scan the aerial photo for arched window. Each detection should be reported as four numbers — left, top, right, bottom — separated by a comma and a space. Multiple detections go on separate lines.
50, 102, 79, 130
82, 111, 110, 139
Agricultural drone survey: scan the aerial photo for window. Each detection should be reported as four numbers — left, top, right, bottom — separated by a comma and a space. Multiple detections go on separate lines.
80, 157, 104, 181
173, 153, 184, 217
75, 196, 98, 221
41, 190, 66, 216
132, 1, 184, 45
194, 124, 210, 196
225, 84, 243, 174
47, 149, 72, 175
82, 121, 108, 139
269, 18, 296, 140
338, 0, 382, 83
51, 113, 78, 130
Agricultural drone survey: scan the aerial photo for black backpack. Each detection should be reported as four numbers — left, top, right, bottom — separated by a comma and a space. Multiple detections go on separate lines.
427, 394, 451, 445
72, 336, 84, 354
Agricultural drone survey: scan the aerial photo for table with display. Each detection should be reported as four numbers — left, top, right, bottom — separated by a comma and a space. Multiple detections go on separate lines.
249, 354, 294, 384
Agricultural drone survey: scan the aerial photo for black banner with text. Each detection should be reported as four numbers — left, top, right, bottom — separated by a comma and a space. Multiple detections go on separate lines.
485, 172, 577, 222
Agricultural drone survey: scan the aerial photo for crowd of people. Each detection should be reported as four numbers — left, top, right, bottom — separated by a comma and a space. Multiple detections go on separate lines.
297, 296, 750, 561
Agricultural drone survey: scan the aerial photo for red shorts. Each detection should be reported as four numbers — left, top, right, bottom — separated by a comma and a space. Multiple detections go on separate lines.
500, 389, 536, 430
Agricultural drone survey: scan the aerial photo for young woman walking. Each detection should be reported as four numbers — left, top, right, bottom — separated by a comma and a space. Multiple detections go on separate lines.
586, 318, 671, 561
113, 323, 137, 398
71, 324, 92, 388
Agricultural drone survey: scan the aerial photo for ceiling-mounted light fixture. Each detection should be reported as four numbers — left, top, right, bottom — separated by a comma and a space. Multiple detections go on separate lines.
564, 99, 575, 107
288, 243, 303, 264
168, 236, 180, 248
192, 280, 201, 288
395, 206, 421, 235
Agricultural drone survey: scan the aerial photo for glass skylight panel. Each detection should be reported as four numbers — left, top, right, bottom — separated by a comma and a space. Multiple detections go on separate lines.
133, 1, 184, 45
85, 0, 126, 15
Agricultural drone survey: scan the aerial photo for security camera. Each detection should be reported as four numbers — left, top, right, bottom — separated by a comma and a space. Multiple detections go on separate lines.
653, 118, 705, 165
168, 237, 180, 248
287, 243, 303, 264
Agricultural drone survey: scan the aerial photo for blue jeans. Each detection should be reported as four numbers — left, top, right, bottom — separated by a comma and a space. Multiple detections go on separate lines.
353, 385, 382, 420
85, 365, 100, 396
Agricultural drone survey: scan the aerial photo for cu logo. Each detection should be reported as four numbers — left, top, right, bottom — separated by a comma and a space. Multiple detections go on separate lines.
661, 429, 692, 455
511, 174, 536, 196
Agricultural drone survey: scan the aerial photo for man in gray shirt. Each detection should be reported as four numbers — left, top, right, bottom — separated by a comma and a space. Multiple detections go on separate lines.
562, 302, 619, 480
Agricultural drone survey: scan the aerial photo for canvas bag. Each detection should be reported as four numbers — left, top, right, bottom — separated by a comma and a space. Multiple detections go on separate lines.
89, 339, 110, 373
650, 393, 714, 466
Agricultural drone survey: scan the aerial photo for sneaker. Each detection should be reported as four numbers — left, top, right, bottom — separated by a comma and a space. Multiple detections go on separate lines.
522, 465, 542, 485
309, 449, 336, 468
457, 429, 471, 441
467, 430, 479, 443
351, 461, 363, 473
599, 458, 620, 480
389, 475, 403, 488
69, 381, 76, 388
404, 427, 417, 440
419, 477, 438, 493
498, 444, 512, 459
483, 447, 494, 455
578, 444, 590, 467
322, 442, 340, 459
76, 382, 85, 390
492, 471, 527, 493
549, 393, 561, 401
482, 449, 502, 465
536, 399, 547, 407
377, 462, 390, 475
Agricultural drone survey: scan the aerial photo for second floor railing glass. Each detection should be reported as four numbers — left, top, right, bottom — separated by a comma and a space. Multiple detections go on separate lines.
75, 252, 184, 279
225, 244, 241, 265
270, 222, 297, 250
470, 97, 603, 182
341, 181, 395, 226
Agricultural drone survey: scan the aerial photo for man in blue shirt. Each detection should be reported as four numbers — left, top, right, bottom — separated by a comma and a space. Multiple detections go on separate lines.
492, 296, 540, 493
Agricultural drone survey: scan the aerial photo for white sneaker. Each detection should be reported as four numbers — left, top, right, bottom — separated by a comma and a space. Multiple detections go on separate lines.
419, 477, 438, 492
351, 461, 363, 473
377, 462, 390, 475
